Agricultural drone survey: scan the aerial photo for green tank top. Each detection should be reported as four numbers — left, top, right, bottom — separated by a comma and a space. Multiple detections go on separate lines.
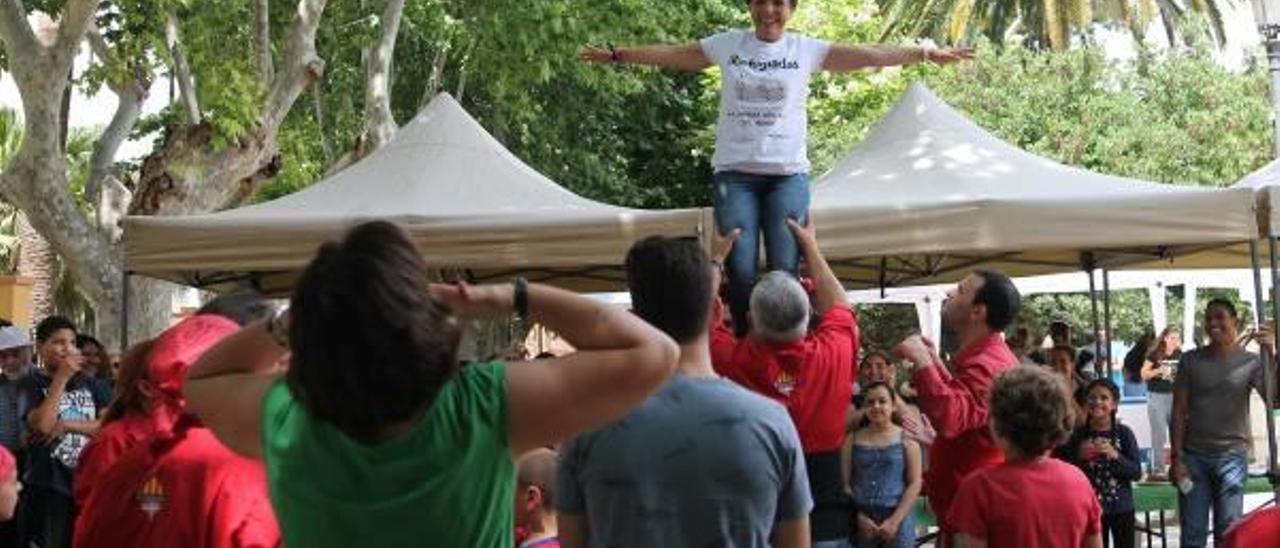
261, 361, 513, 547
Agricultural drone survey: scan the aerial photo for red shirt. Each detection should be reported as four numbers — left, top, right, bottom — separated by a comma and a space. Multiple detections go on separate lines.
1224, 507, 1280, 548
710, 304, 858, 453
74, 409, 176, 507
912, 332, 1016, 534
948, 458, 1101, 548
73, 417, 280, 548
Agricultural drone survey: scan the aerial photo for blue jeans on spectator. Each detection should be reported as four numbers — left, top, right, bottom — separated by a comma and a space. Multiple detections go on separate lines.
712, 171, 810, 336
1178, 449, 1247, 547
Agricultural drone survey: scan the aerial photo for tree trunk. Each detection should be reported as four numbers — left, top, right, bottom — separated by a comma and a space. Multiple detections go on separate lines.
255, 0, 273, 81
360, 0, 406, 152
164, 8, 201, 125
0, 0, 328, 351
16, 213, 57, 321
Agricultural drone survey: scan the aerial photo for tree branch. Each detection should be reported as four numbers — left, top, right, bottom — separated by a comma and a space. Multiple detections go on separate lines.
164, 8, 201, 125
264, 0, 328, 132
86, 77, 146, 203
0, 0, 37, 58
53, 0, 101, 63
255, 0, 273, 81
360, 0, 406, 151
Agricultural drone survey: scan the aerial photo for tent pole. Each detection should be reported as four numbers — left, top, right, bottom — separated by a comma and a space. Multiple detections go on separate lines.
1251, 240, 1278, 499
1268, 236, 1280, 493
1087, 267, 1103, 377
1103, 268, 1114, 380
120, 272, 130, 354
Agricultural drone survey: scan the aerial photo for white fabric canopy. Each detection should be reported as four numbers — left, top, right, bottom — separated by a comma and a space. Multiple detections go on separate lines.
1235, 159, 1280, 238
124, 93, 706, 293
810, 83, 1257, 288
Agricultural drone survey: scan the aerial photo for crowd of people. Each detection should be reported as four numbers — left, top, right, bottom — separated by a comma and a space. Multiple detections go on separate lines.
0, 0, 1273, 546
0, 218, 1264, 547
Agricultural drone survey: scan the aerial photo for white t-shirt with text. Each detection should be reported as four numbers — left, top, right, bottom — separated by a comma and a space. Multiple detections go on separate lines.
701, 30, 830, 175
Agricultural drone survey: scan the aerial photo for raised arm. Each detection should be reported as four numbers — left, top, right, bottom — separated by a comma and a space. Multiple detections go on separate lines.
431, 282, 679, 457
27, 358, 81, 436
822, 45, 972, 72
185, 319, 288, 458
1140, 358, 1163, 381
579, 42, 712, 71
787, 217, 845, 315
896, 335, 996, 439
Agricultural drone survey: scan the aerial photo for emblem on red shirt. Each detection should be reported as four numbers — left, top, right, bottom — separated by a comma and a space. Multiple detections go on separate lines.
774, 370, 796, 396
136, 475, 166, 518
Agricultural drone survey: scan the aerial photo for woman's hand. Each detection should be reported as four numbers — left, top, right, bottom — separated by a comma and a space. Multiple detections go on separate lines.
578, 46, 613, 64
926, 47, 975, 65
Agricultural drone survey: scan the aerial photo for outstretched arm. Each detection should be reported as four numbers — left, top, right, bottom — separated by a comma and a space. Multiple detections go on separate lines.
822, 45, 972, 72
579, 43, 712, 71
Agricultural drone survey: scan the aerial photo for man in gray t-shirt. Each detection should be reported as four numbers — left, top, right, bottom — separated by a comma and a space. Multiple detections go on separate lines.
556, 236, 811, 547
1171, 298, 1269, 547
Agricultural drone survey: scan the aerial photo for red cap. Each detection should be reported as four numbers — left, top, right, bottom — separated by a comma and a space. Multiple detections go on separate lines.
147, 314, 241, 398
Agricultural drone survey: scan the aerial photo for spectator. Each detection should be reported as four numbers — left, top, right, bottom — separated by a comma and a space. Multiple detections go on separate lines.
71, 339, 154, 508
74, 290, 273, 509
18, 316, 111, 548
711, 218, 858, 546
849, 351, 934, 447
0, 326, 30, 457
558, 236, 810, 547
1047, 345, 1087, 428
75, 292, 278, 548
514, 448, 560, 548
183, 221, 678, 547
0, 326, 28, 547
1120, 332, 1152, 399
948, 366, 1102, 548
74, 336, 111, 387
1171, 299, 1268, 547
1140, 327, 1181, 480
1007, 326, 1037, 366
892, 270, 1021, 548
1059, 379, 1141, 548
842, 381, 921, 548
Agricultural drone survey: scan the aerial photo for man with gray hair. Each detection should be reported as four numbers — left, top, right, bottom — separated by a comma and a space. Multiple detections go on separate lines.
711, 218, 859, 547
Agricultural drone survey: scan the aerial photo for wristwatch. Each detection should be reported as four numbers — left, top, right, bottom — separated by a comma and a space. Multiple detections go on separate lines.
267, 306, 290, 348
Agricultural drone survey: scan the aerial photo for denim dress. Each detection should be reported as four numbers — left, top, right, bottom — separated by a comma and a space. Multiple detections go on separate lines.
849, 433, 915, 548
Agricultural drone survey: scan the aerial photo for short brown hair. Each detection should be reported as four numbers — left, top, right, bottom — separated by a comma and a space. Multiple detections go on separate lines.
990, 366, 1074, 457
517, 448, 558, 510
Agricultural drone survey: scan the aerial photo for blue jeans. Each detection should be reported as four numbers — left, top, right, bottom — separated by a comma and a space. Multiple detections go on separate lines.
1178, 449, 1247, 547
712, 171, 810, 335
813, 540, 852, 548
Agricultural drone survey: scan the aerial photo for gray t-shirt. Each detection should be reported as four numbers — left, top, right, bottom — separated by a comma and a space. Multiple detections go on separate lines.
556, 374, 812, 546
1176, 347, 1264, 455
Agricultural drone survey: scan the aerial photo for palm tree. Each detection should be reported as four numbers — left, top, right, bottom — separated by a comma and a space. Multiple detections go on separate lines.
876, 0, 1225, 50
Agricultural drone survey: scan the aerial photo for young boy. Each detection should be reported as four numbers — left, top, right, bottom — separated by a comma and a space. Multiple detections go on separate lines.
948, 366, 1103, 548
515, 448, 560, 548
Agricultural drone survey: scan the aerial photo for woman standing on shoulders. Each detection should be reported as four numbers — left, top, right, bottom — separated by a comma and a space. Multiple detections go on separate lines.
581, 0, 971, 336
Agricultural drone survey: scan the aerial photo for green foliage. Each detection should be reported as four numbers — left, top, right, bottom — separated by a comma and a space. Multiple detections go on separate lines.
917, 41, 1272, 185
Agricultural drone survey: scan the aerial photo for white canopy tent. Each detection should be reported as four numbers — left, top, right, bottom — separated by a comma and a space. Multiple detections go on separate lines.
808, 83, 1258, 289
123, 93, 706, 295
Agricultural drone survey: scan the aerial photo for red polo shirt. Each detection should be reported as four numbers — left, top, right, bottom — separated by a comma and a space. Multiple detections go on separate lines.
73, 416, 280, 548
1224, 507, 1280, 548
912, 332, 1016, 542
710, 302, 859, 453
75, 406, 181, 507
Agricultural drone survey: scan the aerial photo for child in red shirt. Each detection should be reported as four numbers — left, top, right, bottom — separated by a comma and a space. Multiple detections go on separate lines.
514, 448, 561, 548
948, 366, 1102, 548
